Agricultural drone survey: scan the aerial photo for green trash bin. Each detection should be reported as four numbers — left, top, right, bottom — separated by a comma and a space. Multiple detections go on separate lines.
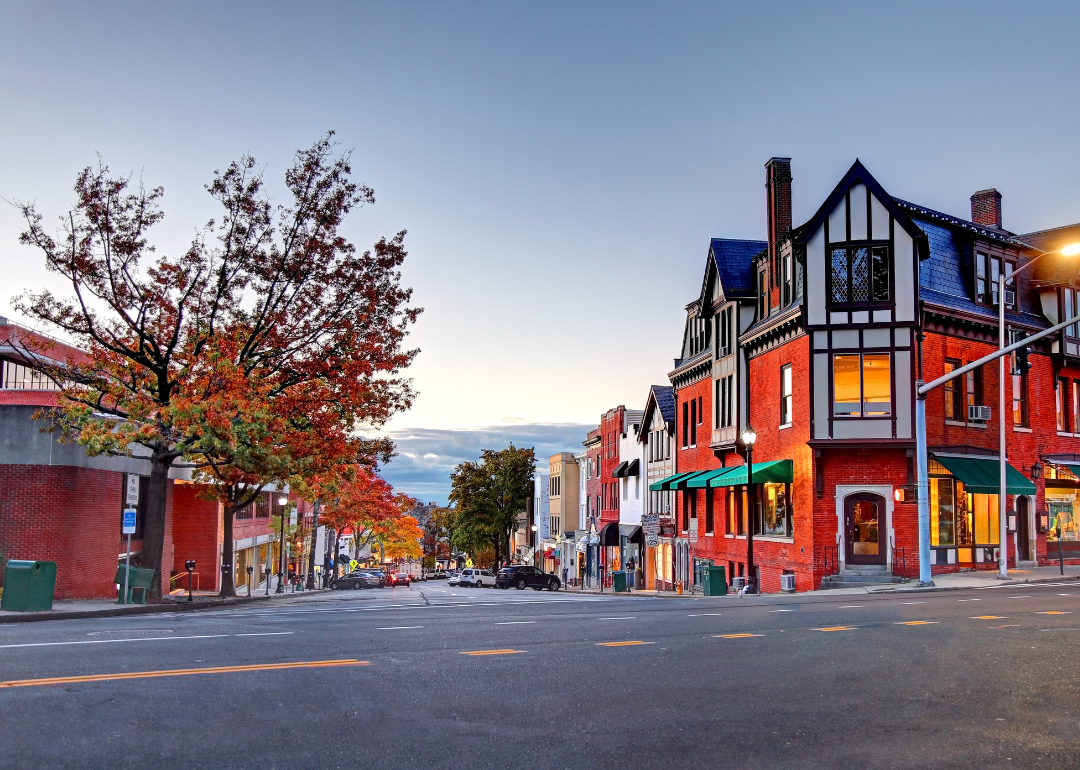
705, 565, 727, 596
1, 560, 57, 612
612, 570, 627, 593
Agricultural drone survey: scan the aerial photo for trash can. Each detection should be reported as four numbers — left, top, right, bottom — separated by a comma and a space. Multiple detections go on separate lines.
705, 565, 727, 596
612, 570, 627, 593
1, 560, 57, 612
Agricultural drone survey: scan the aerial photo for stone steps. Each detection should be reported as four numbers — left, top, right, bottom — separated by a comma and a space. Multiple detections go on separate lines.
819, 567, 907, 589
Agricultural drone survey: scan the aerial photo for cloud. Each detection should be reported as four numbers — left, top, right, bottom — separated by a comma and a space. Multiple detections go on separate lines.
374, 422, 595, 506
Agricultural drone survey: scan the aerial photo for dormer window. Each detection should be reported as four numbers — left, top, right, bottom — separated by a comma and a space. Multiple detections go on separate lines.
757, 267, 768, 319
975, 251, 1017, 310
829, 245, 890, 305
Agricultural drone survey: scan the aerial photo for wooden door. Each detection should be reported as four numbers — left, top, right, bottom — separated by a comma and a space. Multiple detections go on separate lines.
845, 492, 887, 566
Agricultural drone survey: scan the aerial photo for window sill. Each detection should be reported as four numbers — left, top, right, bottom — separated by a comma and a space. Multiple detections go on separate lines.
779, 423, 792, 431
1013, 426, 1032, 433
1058, 431, 1074, 438
945, 420, 966, 427
704, 532, 714, 537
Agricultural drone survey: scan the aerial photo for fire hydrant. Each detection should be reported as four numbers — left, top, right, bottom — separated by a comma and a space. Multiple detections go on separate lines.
676, 580, 683, 595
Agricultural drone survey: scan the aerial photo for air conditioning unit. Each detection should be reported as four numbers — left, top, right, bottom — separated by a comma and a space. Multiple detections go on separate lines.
731, 576, 746, 591
780, 574, 796, 593
1004, 290, 1016, 307
968, 405, 991, 423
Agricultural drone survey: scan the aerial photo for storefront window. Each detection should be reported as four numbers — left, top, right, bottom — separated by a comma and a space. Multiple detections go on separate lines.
1047, 490, 1079, 542
762, 482, 792, 536
929, 476, 972, 547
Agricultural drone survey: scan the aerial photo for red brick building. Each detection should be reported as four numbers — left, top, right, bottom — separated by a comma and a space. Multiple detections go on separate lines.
652, 158, 1080, 592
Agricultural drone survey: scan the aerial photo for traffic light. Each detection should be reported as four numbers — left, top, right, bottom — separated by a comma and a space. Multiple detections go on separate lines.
1015, 338, 1031, 375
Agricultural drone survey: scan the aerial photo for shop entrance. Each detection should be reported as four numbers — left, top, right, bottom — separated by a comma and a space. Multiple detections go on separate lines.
845, 492, 886, 566
1016, 496, 1031, 562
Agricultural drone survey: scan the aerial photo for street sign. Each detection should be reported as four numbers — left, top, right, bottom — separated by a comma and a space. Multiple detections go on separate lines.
122, 508, 137, 535
125, 475, 140, 506
641, 512, 660, 534
688, 517, 698, 544
646, 532, 659, 548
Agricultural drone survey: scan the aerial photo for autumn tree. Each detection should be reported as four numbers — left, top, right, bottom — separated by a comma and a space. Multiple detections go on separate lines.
13, 134, 420, 598
448, 445, 535, 569
318, 469, 416, 570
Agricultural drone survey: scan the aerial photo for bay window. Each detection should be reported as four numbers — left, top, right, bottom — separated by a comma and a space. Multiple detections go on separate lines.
833, 353, 891, 417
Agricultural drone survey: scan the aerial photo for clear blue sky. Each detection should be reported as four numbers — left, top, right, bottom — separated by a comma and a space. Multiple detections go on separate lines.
2, 2, 1078, 503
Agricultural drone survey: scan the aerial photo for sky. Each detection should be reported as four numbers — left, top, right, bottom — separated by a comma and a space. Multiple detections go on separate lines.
2, 2, 1079, 504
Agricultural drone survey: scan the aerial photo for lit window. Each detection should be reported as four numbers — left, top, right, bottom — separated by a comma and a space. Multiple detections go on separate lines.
833, 354, 891, 417
944, 359, 961, 420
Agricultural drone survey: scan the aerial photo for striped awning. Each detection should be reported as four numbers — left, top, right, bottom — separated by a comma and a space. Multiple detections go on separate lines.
705, 460, 794, 488
648, 471, 699, 492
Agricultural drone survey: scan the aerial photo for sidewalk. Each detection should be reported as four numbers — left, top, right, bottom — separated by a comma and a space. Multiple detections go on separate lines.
565, 563, 1080, 598
0, 586, 331, 624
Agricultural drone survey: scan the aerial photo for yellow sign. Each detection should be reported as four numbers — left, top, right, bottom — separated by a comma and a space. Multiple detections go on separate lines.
349, 560, 358, 571
465, 558, 473, 568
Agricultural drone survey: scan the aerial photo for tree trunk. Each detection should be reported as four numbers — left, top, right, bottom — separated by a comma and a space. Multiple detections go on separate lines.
306, 499, 320, 589
140, 455, 174, 601
219, 503, 237, 598
332, 528, 340, 578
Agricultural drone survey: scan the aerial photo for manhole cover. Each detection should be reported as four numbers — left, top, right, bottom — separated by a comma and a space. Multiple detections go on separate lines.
85, 629, 175, 637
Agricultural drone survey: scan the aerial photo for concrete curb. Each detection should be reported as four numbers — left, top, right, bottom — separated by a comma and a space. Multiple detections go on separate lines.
0, 589, 330, 624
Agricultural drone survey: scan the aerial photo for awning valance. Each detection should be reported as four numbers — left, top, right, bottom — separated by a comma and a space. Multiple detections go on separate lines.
706, 460, 794, 487
931, 454, 1035, 495
612, 461, 628, 478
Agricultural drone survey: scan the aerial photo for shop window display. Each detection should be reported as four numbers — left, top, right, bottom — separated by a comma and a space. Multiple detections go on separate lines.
762, 482, 792, 537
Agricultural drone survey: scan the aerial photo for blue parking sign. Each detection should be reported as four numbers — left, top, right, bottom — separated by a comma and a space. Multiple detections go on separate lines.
122, 508, 137, 534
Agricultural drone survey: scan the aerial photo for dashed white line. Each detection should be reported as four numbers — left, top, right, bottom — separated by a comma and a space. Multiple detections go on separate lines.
0, 634, 229, 649
687, 613, 723, 617
376, 626, 423, 630
495, 621, 536, 625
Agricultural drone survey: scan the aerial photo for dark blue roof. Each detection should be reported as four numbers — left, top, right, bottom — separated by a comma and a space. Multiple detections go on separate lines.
914, 217, 1047, 329
711, 238, 767, 297
651, 385, 675, 426
895, 198, 1028, 248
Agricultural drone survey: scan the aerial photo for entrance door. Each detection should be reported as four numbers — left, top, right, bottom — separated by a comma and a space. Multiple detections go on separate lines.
845, 492, 887, 566
1016, 496, 1031, 562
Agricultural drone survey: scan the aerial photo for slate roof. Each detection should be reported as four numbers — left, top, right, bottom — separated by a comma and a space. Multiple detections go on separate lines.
894, 198, 1029, 249
711, 238, 767, 298
913, 216, 1047, 329
651, 385, 675, 426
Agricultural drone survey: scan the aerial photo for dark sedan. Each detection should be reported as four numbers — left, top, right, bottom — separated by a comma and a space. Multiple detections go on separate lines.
388, 572, 412, 587
496, 565, 561, 591
330, 572, 375, 590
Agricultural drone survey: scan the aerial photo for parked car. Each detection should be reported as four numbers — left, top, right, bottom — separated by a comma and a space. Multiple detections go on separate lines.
447, 571, 462, 586
496, 565, 561, 591
357, 569, 386, 588
388, 572, 412, 587
330, 571, 375, 590
456, 568, 495, 588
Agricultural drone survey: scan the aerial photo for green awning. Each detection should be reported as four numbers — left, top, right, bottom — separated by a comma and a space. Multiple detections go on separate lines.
706, 460, 794, 488
649, 471, 700, 492
931, 454, 1035, 495
683, 468, 735, 489
1055, 463, 1080, 479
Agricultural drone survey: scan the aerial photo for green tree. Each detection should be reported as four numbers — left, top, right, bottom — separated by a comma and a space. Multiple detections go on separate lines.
448, 445, 535, 569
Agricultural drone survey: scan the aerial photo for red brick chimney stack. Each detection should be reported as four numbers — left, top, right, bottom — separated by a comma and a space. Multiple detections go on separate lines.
970, 188, 1002, 229
766, 157, 792, 285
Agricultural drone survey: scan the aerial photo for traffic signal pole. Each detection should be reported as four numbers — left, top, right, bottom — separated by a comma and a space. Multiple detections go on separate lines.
916, 309, 1080, 586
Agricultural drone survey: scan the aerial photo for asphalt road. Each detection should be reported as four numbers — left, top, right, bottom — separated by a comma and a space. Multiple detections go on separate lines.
2, 581, 1080, 769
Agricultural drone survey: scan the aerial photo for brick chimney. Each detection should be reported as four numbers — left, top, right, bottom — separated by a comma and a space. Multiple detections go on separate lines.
766, 158, 792, 284
970, 188, 1002, 229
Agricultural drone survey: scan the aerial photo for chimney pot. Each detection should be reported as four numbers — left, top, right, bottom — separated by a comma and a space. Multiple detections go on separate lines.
970, 188, 1002, 229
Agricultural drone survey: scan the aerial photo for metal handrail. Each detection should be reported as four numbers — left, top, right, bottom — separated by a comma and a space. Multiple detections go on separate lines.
170, 572, 199, 592
821, 545, 839, 577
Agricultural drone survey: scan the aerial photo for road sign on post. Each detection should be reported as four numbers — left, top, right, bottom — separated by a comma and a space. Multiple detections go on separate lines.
688, 517, 698, 544
125, 475, 140, 507
121, 508, 137, 604
122, 509, 137, 535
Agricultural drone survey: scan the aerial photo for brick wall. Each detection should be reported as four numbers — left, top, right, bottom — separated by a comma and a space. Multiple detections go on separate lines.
0, 465, 123, 599
172, 483, 222, 594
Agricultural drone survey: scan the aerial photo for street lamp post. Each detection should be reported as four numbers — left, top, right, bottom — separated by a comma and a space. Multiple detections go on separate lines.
996, 243, 1080, 579
276, 494, 289, 594
916, 244, 1080, 586
742, 425, 758, 594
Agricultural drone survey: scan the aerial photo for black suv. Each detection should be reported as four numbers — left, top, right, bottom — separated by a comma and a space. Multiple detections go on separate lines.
496, 565, 561, 591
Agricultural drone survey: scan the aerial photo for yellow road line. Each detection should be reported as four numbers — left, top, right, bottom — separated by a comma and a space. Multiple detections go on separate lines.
1037, 611, 1072, 615
715, 633, 763, 639
971, 616, 1008, 620
596, 641, 653, 647
460, 649, 525, 656
815, 626, 856, 632
0, 659, 368, 689
896, 621, 938, 626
